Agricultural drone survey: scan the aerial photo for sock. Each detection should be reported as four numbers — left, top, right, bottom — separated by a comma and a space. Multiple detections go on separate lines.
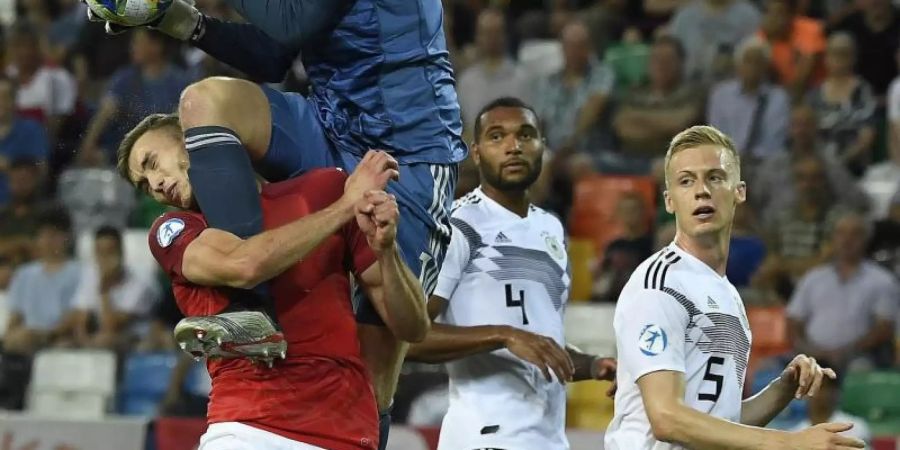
377, 406, 393, 450
184, 126, 273, 308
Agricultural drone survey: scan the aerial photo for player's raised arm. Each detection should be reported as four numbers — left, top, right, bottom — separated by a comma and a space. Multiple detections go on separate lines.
740, 354, 838, 427
178, 151, 399, 289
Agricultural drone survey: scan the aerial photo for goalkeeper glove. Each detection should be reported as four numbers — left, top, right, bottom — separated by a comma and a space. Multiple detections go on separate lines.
84, 0, 205, 42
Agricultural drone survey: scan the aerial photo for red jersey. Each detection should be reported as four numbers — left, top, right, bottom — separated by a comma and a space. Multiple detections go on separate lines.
149, 169, 378, 450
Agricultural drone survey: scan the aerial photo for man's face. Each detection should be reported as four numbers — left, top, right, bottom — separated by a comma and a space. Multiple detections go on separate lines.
616, 195, 646, 230
127, 127, 193, 209
94, 236, 123, 276
475, 11, 507, 59
561, 23, 592, 73
35, 226, 68, 260
649, 43, 681, 89
473, 106, 544, 192
130, 30, 163, 66
738, 47, 767, 86
764, 0, 792, 35
831, 215, 867, 261
8, 34, 40, 72
664, 145, 746, 239
824, 37, 855, 76
792, 157, 826, 202
790, 107, 818, 148
8, 166, 38, 203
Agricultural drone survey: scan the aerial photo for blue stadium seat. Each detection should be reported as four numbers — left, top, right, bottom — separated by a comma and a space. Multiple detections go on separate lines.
118, 351, 179, 416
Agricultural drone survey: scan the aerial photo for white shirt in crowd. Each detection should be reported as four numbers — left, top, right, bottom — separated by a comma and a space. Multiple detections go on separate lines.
73, 265, 158, 337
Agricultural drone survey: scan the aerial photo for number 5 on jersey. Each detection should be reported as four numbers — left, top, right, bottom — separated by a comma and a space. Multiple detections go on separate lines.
699, 356, 724, 402
505, 284, 528, 325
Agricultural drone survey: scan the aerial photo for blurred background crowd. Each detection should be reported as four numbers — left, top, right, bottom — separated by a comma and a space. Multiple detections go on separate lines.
0, 0, 899, 443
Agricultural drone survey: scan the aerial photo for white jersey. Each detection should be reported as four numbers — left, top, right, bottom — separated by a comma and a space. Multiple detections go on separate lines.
433, 187, 571, 450
605, 243, 752, 450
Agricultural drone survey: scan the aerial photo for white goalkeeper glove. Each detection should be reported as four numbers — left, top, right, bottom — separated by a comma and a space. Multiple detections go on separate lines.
84, 0, 204, 42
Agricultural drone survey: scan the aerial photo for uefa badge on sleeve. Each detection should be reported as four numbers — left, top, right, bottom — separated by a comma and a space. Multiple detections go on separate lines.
638, 324, 668, 356
157, 218, 185, 248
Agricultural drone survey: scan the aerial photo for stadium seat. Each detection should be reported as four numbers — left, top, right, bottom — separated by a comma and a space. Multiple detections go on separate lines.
746, 306, 792, 380
567, 238, 596, 302
118, 351, 179, 416
27, 349, 117, 419
567, 380, 615, 430
841, 371, 900, 435
568, 175, 657, 254
564, 304, 616, 358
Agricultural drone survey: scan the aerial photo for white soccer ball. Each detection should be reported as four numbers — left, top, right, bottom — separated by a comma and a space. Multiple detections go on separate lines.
85, 0, 172, 27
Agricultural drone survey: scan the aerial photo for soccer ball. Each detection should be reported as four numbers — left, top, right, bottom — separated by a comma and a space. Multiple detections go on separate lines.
85, 0, 172, 27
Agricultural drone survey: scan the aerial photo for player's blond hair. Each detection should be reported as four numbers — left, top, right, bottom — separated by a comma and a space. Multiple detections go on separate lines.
664, 125, 741, 187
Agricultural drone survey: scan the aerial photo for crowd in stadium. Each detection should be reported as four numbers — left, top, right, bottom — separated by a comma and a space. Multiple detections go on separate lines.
0, 0, 898, 442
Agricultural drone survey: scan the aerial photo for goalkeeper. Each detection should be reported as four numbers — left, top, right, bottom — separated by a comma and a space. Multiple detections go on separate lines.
88, 1, 466, 450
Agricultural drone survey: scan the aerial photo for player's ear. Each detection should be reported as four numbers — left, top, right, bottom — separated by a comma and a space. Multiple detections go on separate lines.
734, 180, 747, 205
663, 189, 674, 214
470, 143, 481, 166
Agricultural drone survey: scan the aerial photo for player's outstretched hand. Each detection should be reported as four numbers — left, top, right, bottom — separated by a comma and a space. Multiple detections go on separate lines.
779, 354, 837, 399
355, 190, 399, 255
788, 422, 865, 449
345, 150, 400, 205
502, 326, 574, 384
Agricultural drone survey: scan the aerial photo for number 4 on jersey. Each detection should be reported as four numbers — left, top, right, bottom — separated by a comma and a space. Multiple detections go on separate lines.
505, 284, 529, 325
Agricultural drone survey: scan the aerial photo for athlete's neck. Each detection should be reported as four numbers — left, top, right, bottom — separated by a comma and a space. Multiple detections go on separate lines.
673, 227, 732, 276
482, 184, 529, 218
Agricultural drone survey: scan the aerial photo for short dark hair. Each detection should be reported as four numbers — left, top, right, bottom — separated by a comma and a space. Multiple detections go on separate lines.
95, 225, 123, 250
36, 208, 72, 234
654, 34, 686, 61
117, 113, 181, 183
473, 97, 541, 143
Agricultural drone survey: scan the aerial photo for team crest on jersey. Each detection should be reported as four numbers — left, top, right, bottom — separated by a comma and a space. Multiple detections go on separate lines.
157, 218, 185, 248
638, 324, 668, 356
542, 232, 565, 260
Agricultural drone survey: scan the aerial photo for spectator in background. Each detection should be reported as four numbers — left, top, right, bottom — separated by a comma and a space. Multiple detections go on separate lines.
70, 18, 132, 104
582, 0, 629, 59
20, 0, 86, 64
0, 255, 13, 339
71, 226, 157, 351
2, 209, 81, 356
830, 0, 899, 99
77, 29, 189, 164
860, 119, 900, 220
806, 33, 877, 176
534, 19, 615, 153
4, 22, 77, 137
707, 36, 790, 170
753, 105, 867, 218
753, 155, 847, 301
613, 35, 703, 163
727, 205, 766, 288
457, 9, 533, 131
868, 190, 900, 278
757, 0, 826, 100
0, 77, 49, 206
591, 192, 654, 302
788, 370, 872, 447
0, 159, 53, 265
787, 212, 899, 371
669, 0, 761, 83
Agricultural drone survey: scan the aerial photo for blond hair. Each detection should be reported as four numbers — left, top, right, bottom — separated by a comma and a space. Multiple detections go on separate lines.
664, 125, 740, 187
117, 113, 181, 183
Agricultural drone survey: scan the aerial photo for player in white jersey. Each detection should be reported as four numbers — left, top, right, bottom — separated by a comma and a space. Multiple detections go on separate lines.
406, 97, 616, 450
605, 125, 865, 450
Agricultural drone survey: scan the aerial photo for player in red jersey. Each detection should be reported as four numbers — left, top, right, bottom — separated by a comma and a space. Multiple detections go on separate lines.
123, 115, 430, 450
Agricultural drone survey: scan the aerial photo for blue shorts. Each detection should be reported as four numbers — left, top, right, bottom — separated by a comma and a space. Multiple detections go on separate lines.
256, 85, 456, 324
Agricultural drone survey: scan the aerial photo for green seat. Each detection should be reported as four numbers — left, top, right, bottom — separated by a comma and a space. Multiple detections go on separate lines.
604, 42, 649, 93
840, 371, 900, 423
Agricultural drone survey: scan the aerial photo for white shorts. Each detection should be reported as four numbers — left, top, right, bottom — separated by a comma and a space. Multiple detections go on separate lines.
199, 422, 327, 450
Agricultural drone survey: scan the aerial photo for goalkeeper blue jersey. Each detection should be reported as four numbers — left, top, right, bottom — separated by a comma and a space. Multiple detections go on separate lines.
301, 0, 467, 165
